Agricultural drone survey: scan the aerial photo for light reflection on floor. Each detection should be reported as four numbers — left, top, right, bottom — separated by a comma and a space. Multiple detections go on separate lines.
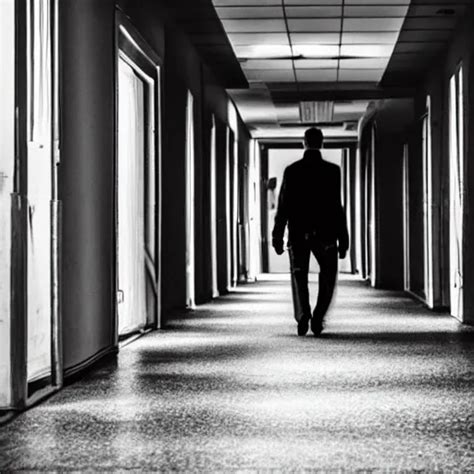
0, 278, 473, 471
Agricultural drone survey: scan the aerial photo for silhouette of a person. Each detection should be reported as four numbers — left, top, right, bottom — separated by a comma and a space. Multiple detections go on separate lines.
272, 127, 349, 336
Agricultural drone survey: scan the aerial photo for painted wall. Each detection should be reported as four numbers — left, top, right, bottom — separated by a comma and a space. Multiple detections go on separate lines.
359, 99, 414, 290
59, 0, 117, 373
416, 6, 474, 321
58, 0, 252, 379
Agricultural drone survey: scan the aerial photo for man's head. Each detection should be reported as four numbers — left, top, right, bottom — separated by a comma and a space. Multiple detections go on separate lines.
304, 127, 323, 149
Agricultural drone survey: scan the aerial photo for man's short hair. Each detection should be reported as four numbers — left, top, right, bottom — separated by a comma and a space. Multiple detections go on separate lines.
304, 127, 323, 149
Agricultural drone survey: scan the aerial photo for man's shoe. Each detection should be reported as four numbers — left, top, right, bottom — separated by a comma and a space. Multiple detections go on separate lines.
311, 317, 324, 336
297, 316, 310, 336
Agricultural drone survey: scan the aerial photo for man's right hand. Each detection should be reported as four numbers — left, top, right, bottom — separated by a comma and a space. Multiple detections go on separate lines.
273, 239, 284, 255
338, 247, 347, 259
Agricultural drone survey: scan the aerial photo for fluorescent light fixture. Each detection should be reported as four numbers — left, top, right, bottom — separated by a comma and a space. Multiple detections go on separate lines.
293, 44, 340, 58
340, 44, 394, 58
234, 44, 292, 59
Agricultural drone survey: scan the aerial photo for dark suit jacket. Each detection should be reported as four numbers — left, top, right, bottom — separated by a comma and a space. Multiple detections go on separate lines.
272, 149, 349, 250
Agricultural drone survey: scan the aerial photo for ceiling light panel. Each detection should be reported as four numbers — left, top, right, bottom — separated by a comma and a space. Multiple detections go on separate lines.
339, 58, 390, 69
294, 59, 339, 69
293, 44, 340, 57
341, 32, 399, 44
213, 0, 280, 5
284, 0, 342, 4
216, 6, 284, 19
291, 33, 340, 44
285, 6, 342, 17
340, 44, 395, 57
343, 18, 405, 32
296, 69, 338, 82
288, 19, 341, 32
344, 6, 409, 17
344, 0, 409, 4
338, 69, 385, 82
221, 19, 286, 32
241, 59, 293, 70
228, 33, 289, 45
233, 44, 291, 59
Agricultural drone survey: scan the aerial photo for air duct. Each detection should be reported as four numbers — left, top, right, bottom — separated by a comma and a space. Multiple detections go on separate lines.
299, 101, 334, 123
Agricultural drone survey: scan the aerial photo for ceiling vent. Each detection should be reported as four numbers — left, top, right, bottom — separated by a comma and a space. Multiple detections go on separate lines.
299, 101, 334, 123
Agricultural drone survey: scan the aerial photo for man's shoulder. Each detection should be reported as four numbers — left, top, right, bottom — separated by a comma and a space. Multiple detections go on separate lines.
286, 158, 305, 170
320, 159, 340, 176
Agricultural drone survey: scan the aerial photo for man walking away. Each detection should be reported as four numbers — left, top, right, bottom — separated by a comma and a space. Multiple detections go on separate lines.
272, 127, 349, 336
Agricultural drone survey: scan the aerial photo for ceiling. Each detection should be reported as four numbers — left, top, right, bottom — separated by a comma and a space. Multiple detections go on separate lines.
166, 0, 470, 139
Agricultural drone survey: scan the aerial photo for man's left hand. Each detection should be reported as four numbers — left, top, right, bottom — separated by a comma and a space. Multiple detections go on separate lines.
273, 239, 284, 255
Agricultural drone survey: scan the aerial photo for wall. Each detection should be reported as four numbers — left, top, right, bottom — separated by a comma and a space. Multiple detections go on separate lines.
59, 0, 117, 373
414, 5, 474, 322
358, 99, 414, 290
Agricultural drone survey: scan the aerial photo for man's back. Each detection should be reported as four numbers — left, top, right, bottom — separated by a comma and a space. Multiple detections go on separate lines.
273, 149, 347, 246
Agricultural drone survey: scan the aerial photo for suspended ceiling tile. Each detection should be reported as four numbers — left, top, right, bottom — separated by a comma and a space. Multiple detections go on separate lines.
339, 58, 390, 69
221, 19, 286, 32
228, 33, 289, 45
340, 44, 395, 57
233, 44, 292, 58
215, 6, 284, 18
285, 0, 342, 4
241, 59, 293, 69
341, 32, 400, 44
344, 0, 410, 4
343, 17, 405, 32
293, 44, 340, 57
213, 0, 280, 5
344, 6, 409, 17
294, 59, 339, 69
285, 6, 342, 17
338, 69, 385, 82
296, 69, 338, 82
245, 69, 295, 82
291, 33, 340, 44
288, 18, 341, 32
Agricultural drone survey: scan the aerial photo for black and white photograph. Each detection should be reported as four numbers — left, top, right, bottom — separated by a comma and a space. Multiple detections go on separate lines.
0, 0, 473, 471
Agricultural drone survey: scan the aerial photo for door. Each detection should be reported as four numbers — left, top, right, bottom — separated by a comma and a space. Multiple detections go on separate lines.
0, 0, 15, 407
185, 90, 195, 308
117, 57, 149, 335
422, 97, 434, 307
26, 0, 61, 398
449, 66, 464, 320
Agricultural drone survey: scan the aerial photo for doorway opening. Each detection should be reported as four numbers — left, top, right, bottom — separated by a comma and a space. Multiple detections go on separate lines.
185, 90, 196, 308
448, 65, 464, 321
116, 19, 161, 338
263, 147, 351, 274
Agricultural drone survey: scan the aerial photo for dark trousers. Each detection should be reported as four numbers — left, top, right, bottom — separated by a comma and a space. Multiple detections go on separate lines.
288, 237, 338, 323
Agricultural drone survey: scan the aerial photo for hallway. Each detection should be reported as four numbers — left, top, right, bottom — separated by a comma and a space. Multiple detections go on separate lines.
1, 278, 472, 471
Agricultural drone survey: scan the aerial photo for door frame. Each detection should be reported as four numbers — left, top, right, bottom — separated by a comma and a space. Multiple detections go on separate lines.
114, 12, 163, 341
8, 0, 62, 409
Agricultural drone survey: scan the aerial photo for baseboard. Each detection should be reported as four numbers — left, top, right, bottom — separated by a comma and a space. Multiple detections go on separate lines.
64, 345, 118, 385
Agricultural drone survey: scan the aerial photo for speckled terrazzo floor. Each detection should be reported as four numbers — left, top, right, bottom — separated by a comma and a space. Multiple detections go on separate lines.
1, 276, 473, 472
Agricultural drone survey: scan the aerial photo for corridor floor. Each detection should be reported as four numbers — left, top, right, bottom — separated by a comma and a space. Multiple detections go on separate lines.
1, 277, 473, 471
